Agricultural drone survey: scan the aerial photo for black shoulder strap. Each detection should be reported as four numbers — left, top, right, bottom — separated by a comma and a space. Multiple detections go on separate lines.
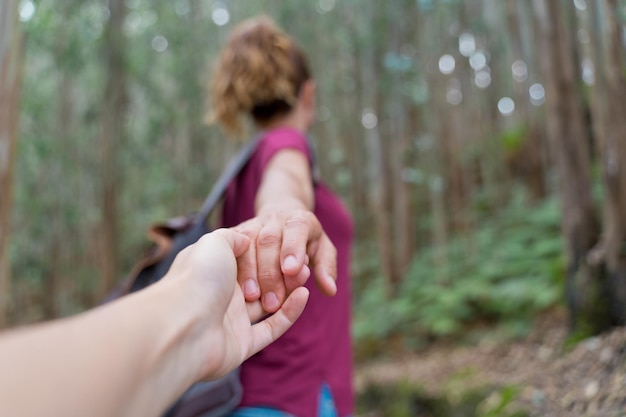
144, 135, 262, 288
195, 135, 262, 224
306, 134, 321, 184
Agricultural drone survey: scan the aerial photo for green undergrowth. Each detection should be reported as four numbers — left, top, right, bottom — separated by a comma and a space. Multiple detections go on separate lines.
354, 191, 565, 359
357, 380, 528, 417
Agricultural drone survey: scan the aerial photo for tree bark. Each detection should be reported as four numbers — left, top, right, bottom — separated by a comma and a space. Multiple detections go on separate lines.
357, 2, 399, 298
0, 0, 24, 327
98, 0, 128, 297
593, 0, 626, 325
343, 9, 370, 226
533, 0, 601, 331
506, 0, 547, 201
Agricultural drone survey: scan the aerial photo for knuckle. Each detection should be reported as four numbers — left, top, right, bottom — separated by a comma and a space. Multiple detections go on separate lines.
285, 215, 310, 228
258, 230, 281, 247
237, 260, 254, 272
258, 269, 280, 284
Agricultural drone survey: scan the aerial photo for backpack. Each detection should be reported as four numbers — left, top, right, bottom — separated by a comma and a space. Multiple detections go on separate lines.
105, 137, 260, 417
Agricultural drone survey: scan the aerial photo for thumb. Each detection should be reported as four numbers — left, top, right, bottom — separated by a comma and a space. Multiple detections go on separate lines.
211, 228, 251, 258
248, 287, 309, 357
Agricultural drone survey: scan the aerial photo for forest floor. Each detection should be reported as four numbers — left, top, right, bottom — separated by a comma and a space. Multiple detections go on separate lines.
355, 308, 626, 416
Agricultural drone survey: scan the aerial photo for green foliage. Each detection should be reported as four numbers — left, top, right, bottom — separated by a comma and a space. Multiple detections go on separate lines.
354, 190, 564, 356
477, 386, 524, 417
357, 381, 527, 417
500, 125, 528, 153
357, 381, 447, 417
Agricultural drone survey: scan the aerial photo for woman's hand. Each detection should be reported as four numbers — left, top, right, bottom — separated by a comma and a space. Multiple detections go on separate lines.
233, 210, 337, 313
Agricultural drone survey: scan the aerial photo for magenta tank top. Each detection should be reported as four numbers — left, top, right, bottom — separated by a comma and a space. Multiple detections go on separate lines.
221, 127, 354, 417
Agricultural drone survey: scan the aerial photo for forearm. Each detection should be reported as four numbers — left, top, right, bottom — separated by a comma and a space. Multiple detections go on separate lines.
257, 194, 311, 216
255, 150, 314, 214
0, 279, 207, 417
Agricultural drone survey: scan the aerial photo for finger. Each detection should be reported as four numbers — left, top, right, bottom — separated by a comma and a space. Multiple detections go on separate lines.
284, 264, 310, 294
248, 287, 310, 357
308, 234, 337, 296
233, 221, 261, 301
280, 211, 316, 276
246, 300, 269, 323
211, 228, 251, 258
256, 222, 285, 313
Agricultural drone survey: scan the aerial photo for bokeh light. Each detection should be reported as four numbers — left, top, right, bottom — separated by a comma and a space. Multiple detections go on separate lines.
151, 35, 168, 53
361, 110, 378, 129
574, 0, 587, 11
212, 4, 230, 26
446, 79, 462, 105
529, 83, 545, 106
497, 97, 515, 116
175, 0, 190, 16
459, 33, 476, 57
19, 0, 36, 22
474, 70, 491, 88
469, 51, 487, 71
511, 60, 528, 82
316, 0, 336, 13
438, 54, 456, 74
124, 10, 157, 35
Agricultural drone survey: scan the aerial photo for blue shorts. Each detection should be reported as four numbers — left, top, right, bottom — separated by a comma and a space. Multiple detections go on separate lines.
227, 384, 340, 417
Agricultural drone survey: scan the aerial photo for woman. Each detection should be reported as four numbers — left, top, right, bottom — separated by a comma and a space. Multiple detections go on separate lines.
210, 16, 354, 417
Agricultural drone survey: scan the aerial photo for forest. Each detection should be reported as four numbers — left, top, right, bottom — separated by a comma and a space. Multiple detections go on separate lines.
3, 0, 626, 415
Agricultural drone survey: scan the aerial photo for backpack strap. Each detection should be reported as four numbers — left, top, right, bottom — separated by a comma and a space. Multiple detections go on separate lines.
195, 135, 262, 225
132, 135, 262, 291
306, 134, 321, 185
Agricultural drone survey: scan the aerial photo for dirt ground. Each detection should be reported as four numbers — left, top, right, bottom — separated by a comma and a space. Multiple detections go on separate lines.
355, 309, 626, 416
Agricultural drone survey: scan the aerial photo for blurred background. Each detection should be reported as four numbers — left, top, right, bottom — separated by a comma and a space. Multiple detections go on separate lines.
3, 0, 626, 414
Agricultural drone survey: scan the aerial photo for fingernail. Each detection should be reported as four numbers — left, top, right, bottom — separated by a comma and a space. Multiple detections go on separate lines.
263, 292, 279, 311
243, 279, 259, 297
326, 274, 337, 295
283, 255, 298, 271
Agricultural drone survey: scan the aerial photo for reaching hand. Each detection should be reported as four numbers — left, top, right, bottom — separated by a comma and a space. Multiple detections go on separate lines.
233, 210, 337, 313
165, 228, 310, 380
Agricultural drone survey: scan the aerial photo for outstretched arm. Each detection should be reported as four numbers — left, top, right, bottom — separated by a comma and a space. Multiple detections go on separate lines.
235, 149, 337, 313
0, 229, 309, 417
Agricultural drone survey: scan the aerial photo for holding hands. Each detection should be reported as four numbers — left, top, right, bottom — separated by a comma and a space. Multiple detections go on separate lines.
234, 208, 338, 313
164, 228, 311, 380
0, 211, 336, 417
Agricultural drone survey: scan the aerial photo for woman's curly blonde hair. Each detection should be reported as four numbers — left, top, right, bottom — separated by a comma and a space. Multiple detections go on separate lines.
207, 16, 311, 138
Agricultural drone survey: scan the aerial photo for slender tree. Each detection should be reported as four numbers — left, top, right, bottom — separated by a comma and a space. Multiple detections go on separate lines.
585, 0, 626, 326
0, 0, 23, 327
533, 0, 601, 331
505, 0, 547, 201
98, 0, 128, 297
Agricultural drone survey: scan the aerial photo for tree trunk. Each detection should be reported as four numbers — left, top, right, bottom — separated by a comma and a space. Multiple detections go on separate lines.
506, 0, 547, 201
419, 7, 449, 275
343, 11, 370, 227
357, 2, 399, 298
385, 2, 414, 284
594, 0, 626, 325
0, 0, 23, 327
98, 0, 128, 297
533, 0, 601, 332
